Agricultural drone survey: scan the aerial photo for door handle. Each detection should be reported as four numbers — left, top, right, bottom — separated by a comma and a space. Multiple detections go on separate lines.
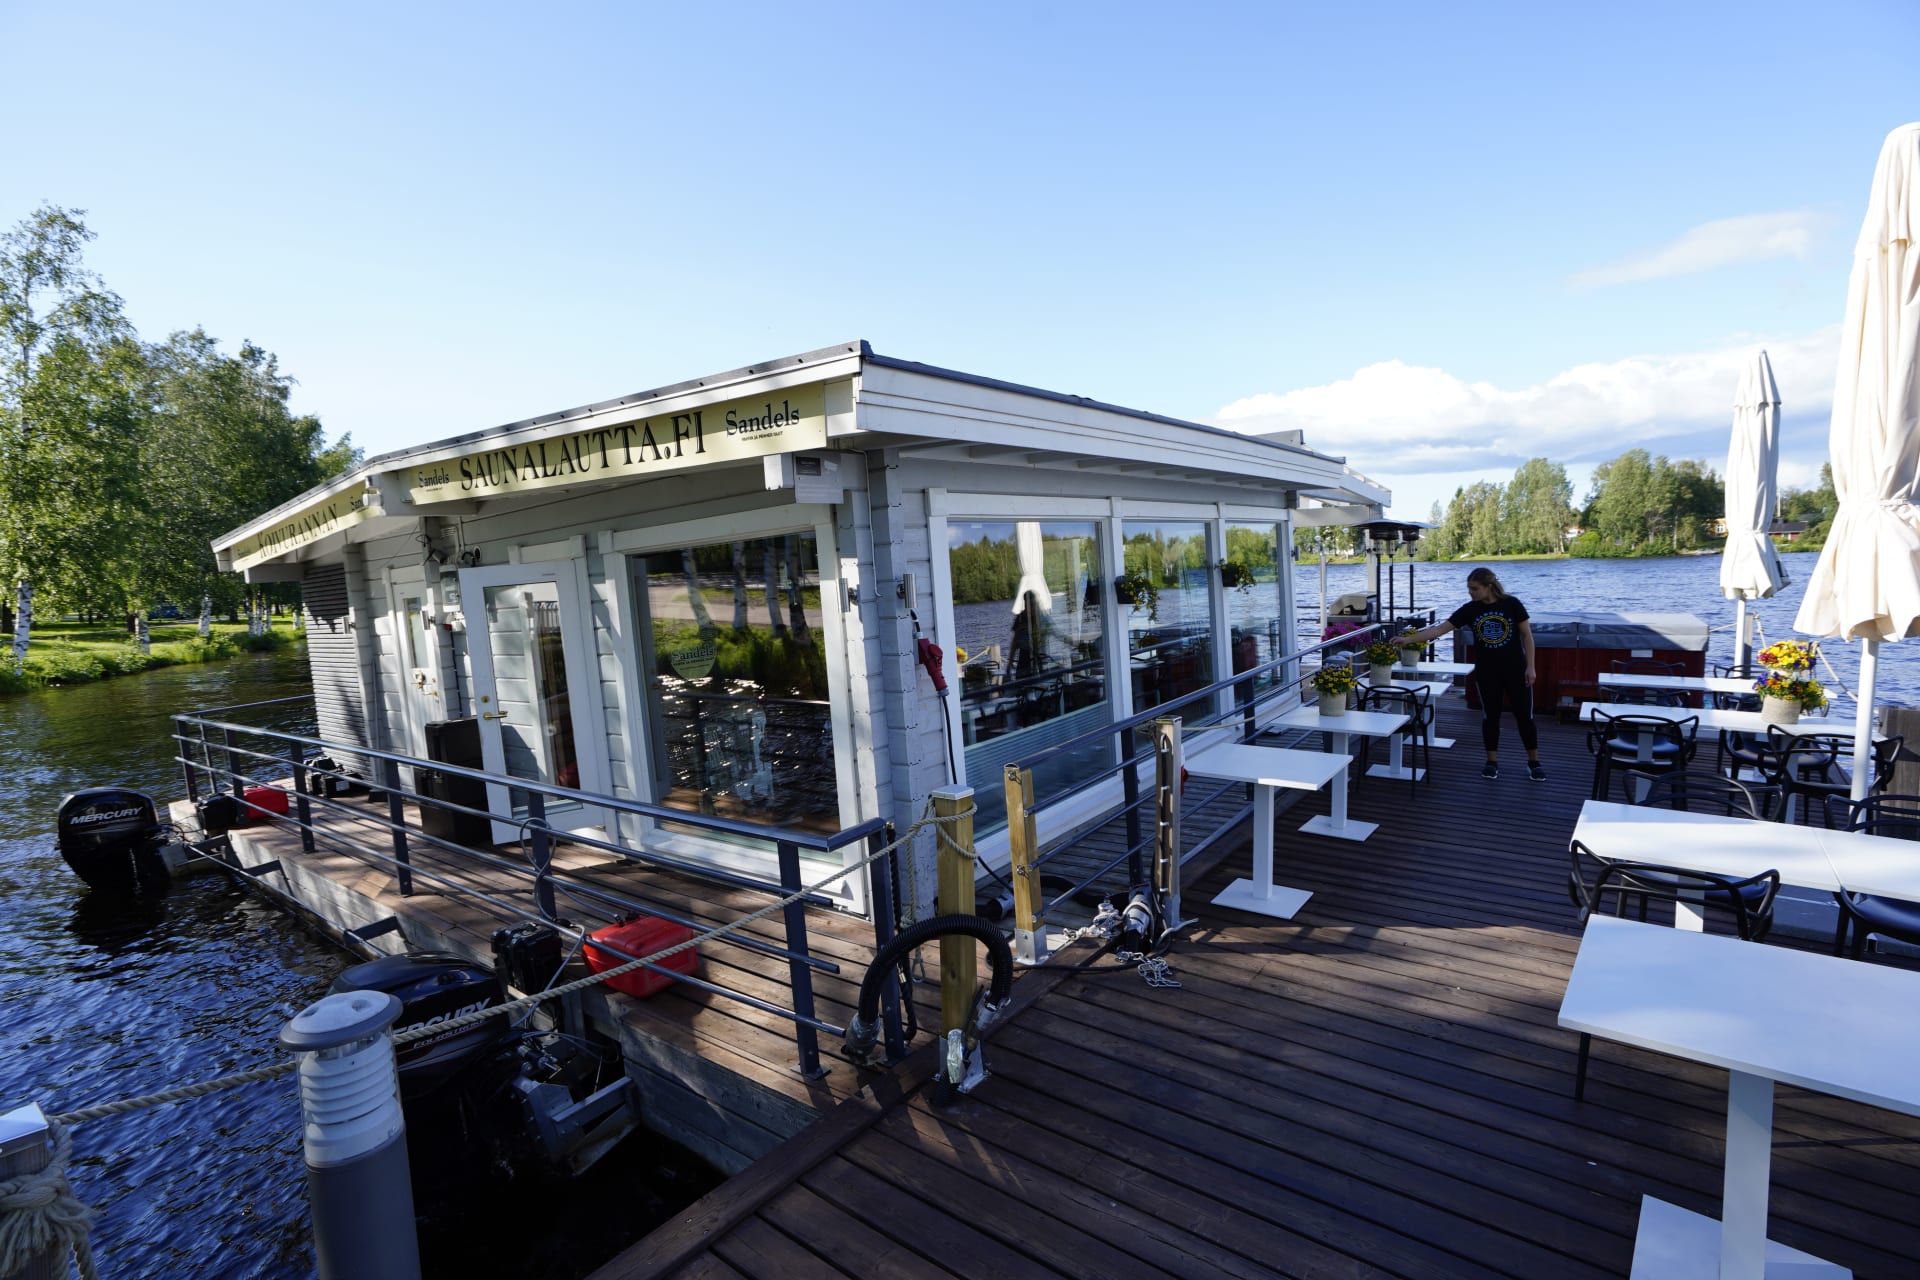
481, 711, 508, 721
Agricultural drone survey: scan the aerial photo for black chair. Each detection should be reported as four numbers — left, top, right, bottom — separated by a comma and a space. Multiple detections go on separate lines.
1711, 661, 1765, 712
1623, 768, 1778, 821
1587, 711, 1698, 800
1566, 840, 1781, 1100
1832, 794, 1920, 960
1357, 683, 1432, 797
1764, 729, 1902, 825
1609, 658, 1686, 707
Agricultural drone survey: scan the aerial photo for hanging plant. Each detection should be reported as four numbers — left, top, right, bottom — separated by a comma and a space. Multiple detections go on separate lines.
1113, 571, 1159, 620
1216, 559, 1255, 593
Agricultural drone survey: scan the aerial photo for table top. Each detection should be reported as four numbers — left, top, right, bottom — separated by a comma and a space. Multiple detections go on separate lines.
1272, 706, 1411, 737
1393, 660, 1475, 676
1572, 800, 1920, 902
1580, 701, 1855, 737
1558, 915, 1920, 1117
1184, 742, 1349, 790
1597, 672, 1754, 695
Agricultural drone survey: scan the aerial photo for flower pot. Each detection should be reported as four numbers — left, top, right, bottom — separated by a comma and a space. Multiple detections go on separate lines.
1761, 695, 1801, 725
1370, 664, 1395, 686
1318, 691, 1347, 716
1398, 647, 1424, 667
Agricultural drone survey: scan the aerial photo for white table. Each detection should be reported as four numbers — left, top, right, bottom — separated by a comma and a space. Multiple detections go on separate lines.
1598, 672, 1756, 697
1185, 743, 1349, 918
1580, 701, 1852, 740
1573, 801, 1920, 918
1560, 915, 1920, 1279
1268, 705, 1411, 841
1392, 658, 1475, 677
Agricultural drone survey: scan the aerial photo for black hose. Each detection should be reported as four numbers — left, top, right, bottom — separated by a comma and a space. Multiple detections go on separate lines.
843, 914, 1013, 1063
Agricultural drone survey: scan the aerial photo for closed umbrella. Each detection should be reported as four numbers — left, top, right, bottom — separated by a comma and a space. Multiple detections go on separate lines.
1720, 351, 1787, 667
1792, 122, 1920, 801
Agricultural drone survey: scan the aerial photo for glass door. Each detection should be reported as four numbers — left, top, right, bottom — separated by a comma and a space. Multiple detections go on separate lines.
459, 562, 602, 844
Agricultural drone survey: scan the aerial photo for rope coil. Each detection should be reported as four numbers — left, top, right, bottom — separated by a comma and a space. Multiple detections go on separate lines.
0, 1119, 99, 1280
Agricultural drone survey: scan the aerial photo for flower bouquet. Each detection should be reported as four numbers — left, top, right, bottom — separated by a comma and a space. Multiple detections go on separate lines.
1756, 640, 1817, 673
1361, 639, 1401, 685
1310, 663, 1359, 715
1753, 669, 1827, 724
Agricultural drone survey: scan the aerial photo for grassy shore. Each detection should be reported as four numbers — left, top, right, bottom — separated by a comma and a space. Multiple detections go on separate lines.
0, 617, 304, 693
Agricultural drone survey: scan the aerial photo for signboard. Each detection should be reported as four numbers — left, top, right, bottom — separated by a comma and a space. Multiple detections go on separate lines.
228, 487, 380, 572
402, 385, 828, 506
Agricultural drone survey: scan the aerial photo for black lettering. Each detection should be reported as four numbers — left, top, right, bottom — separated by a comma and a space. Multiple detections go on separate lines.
640, 422, 663, 461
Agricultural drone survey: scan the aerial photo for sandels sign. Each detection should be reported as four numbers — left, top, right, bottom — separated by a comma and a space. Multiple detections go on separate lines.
403, 385, 827, 506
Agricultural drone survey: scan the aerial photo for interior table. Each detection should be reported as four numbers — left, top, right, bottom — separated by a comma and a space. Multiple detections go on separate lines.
1184, 743, 1349, 918
1559, 915, 1920, 1278
1267, 705, 1411, 841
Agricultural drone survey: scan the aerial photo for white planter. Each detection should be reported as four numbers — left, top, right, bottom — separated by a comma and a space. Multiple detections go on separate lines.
1318, 691, 1348, 716
1370, 664, 1395, 686
1761, 695, 1801, 725
1399, 648, 1424, 668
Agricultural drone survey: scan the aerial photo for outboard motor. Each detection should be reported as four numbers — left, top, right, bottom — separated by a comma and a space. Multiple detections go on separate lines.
56, 788, 171, 895
330, 951, 513, 1103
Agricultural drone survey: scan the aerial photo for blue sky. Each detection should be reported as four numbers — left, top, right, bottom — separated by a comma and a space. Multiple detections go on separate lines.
5, 1, 1915, 519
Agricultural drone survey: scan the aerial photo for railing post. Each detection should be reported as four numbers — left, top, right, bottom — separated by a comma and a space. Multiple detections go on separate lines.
932, 787, 977, 1044
382, 758, 413, 898
1002, 765, 1049, 966
176, 716, 199, 805
292, 757, 316, 853
1121, 726, 1143, 883
864, 825, 906, 1062
0, 1103, 60, 1280
524, 791, 554, 921
1152, 716, 1187, 932
775, 839, 825, 1079
220, 726, 239, 795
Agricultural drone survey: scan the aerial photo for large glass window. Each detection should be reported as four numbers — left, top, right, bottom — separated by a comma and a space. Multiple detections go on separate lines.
1224, 524, 1287, 695
1121, 520, 1215, 714
633, 532, 839, 833
948, 520, 1110, 833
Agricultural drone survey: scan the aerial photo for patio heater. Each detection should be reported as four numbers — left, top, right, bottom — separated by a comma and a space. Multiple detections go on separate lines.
1401, 527, 1421, 622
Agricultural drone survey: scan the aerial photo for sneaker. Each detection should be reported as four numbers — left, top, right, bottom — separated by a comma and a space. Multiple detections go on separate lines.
1528, 763, 1547, 782
1481, 762, 1499, 780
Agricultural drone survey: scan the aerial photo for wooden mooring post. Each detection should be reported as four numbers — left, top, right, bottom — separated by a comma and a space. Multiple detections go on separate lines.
1002, 764, 1048, 965
932, 786, 976, 1038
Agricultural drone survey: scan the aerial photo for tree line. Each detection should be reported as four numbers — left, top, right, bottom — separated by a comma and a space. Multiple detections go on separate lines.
0, 206, 357, 651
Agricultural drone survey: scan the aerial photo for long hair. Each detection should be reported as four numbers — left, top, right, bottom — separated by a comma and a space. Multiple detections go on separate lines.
1467, 567, 1507, 602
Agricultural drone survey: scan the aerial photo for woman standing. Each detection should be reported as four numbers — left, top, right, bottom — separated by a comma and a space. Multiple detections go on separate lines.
1404, 567, 1542, 781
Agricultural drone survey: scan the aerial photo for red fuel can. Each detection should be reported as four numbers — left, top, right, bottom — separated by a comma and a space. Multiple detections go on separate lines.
584, 916, 699, 998
241, 786, 290, 821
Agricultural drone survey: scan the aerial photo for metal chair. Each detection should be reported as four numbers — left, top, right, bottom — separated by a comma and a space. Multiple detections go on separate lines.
1764, 728, 1902, 825
1586, 711, 1698, 800
1832, 795, 1920, 960
1565, 840, 1781, 1100
1623, 768, 1778, 821
1609, 658, 1686, 707
1356, 683, 1432, 797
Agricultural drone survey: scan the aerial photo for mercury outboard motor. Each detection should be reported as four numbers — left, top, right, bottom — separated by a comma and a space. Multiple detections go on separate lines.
56, 788, 171, 895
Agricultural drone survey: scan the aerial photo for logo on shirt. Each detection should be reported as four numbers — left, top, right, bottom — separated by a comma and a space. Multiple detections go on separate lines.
1475, 613, 1513, 649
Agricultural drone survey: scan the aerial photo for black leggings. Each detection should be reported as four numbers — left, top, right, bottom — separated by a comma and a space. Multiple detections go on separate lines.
1474, 668, 1539, 754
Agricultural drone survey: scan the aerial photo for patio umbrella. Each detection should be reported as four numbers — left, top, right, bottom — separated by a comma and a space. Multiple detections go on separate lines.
1719, 351, 1787, 667
1011, 521, 1053, 621
1791, 122, 1920, 801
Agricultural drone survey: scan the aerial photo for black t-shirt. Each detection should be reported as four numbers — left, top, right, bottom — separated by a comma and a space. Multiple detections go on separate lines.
1449, 596, 1531, 672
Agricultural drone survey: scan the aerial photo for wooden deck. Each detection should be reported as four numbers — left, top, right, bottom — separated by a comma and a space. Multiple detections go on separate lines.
598, 697, 1920, 1280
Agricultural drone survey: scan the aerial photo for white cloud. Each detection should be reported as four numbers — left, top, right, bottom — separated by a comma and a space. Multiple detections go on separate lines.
1215, 326, 1840, 479
1568, 211, 1819, 289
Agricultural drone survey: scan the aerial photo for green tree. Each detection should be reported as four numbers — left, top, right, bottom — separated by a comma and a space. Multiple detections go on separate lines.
1502, 458, 1574, 553
1588, 449, 1658, 549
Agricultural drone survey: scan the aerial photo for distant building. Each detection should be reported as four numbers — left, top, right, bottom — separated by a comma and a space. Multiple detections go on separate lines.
1770, 519, 1811, 542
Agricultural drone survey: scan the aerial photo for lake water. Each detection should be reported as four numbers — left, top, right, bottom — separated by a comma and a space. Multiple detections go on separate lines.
1302, 550, 1917, 713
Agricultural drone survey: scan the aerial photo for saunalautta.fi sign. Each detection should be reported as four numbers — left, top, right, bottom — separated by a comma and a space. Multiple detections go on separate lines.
229, 487, 380, 572
402, 385, 828, 505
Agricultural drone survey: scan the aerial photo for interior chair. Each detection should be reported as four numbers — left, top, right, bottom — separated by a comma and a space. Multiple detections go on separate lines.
1565, 840, 1780, 1100
1622, 768, 1778, 821
1764, 729, 1902, 825
1609, 658, 1686, 707
1832, 794, 1920, 960
1356, 683, 1432, 798
1587, 711, 1698, 801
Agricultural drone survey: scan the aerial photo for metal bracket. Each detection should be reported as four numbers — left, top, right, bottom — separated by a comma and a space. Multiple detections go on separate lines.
344, 917, 402, 945
239, 860, 284, 878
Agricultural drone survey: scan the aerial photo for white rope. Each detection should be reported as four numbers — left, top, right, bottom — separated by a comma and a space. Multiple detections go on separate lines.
0, 1119, 98, 1280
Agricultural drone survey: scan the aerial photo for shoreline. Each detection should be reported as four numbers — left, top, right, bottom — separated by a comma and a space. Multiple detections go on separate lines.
0, 623, 303, 694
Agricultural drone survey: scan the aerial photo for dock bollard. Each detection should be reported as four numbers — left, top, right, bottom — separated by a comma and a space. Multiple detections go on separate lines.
279, 991, 421, 1280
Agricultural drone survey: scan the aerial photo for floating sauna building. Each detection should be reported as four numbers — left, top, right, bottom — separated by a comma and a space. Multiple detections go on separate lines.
214, 341, 1387, 912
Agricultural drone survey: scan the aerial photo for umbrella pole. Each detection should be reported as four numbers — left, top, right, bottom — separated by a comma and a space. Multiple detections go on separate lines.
1734, 597, 1751, 667
1852, 638, 1880, 804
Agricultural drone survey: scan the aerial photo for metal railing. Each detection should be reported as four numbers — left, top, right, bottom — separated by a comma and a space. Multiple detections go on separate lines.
996, 621, 1404, 961
171, 701, 902, 1078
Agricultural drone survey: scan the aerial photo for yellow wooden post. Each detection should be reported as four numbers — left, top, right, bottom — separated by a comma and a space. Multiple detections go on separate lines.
932, 786, 977, 1038
1003, 763, 1048, 965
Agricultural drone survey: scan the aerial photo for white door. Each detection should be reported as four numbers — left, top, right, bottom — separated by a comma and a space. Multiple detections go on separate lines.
388, 567, 443, 770
459, 562, 605, 844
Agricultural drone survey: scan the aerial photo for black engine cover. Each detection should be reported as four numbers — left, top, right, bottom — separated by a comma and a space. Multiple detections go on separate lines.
56, 788, 169, 895
330, 952, 511, 1100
